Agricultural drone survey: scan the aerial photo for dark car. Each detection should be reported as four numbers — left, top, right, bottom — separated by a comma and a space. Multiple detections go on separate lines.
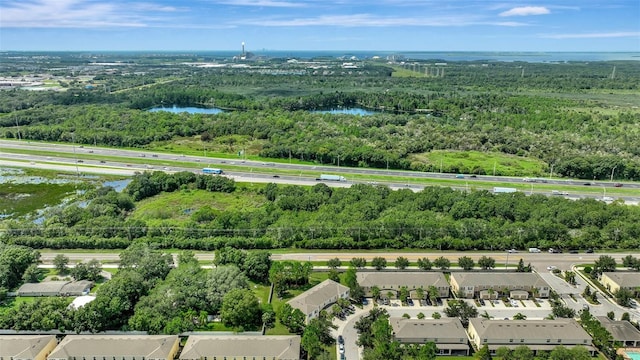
585, 249, 594, 253
479, 299, 486, 306
569, 250, 579, 254
470, 175, 477, 178
338, 335, 344, 344
406, 298, 414, 306
614, 183, 623, 187
583, 182, 591, 186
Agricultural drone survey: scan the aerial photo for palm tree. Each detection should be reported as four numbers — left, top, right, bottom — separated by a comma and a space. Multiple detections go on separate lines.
513, 313, 527, 320
487, 288, 496, 300
415, 287, 425, 302
372, 286, 381, 300
428, 285, 439, 304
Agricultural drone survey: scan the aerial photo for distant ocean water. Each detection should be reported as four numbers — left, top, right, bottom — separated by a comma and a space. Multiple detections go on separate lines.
195, 50, 640, 62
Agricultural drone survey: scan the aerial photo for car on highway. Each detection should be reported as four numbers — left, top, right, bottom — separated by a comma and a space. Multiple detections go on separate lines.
547, 266, 557, 270
585, 249, 594, 253
569, 250, 579, 254
470, 175, 477, 178
455, 174, 464, 179
100, 160, 106, 163
507, 249, 518, 253
614, 183, 623, 187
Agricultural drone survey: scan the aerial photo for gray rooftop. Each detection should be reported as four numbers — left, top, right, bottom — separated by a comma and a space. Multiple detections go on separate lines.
0, 335, 56, 359
287, 279, 349, 315
390, 318, 467, 342
180, 335, 301, 360
356, 272, 448, 288
48, 335, 179, 359
602, 272, 640, 288
470, 319, 591, 343
60, 280, 94, 295
596, 317, 640, 342
17, 281, 69, 294
452, 272, 549, 288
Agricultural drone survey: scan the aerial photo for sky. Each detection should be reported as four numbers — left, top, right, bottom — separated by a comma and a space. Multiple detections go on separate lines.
1, 0, 639, 52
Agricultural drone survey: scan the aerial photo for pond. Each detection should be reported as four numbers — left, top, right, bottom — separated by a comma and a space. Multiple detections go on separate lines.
148, 105, 224, 114
312, 108, 378, 115
103, 179, 132, 193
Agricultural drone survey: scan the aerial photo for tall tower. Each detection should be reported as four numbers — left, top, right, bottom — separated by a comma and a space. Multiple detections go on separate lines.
242, 42, 245, 56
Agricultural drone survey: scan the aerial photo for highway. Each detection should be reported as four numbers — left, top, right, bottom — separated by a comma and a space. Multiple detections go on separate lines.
1, 140, 638, 203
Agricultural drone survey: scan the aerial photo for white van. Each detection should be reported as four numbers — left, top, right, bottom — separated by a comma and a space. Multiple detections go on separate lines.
529, 248, 541, 253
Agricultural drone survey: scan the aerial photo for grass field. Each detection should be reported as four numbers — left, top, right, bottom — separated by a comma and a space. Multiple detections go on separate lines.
411, 150, 548, 177
0, 182, 77, 218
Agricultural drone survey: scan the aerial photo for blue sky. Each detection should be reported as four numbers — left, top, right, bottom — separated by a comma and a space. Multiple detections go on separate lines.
1, 0, 639, 51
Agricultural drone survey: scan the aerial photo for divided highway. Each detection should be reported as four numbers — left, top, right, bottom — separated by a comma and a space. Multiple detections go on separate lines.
1, 140, 638, 203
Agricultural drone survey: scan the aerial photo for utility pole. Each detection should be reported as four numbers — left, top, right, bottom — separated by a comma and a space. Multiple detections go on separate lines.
611, 166, 617, 182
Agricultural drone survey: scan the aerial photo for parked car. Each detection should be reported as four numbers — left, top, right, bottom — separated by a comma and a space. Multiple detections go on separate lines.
479, 299, 486, 306
406, 298, 414, 306
338, 335, 344, 344
339, 343, 345, 354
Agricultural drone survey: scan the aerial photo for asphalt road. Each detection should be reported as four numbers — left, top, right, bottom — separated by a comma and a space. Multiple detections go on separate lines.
1, 140, 638, 204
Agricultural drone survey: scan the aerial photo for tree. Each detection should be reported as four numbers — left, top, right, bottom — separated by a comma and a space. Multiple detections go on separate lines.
344, 267, 358, 290
327, 257, 342, 269
516, 258, 526, 272
564, 271, 576, 285
513, 312, 527, 320
458, 256, 474, 270
301, 321, 324, 359
327, 269, 340, 283
550, 345, 591, 360
594, 255, 617, 276
22, 264, 42, 283
615, 288, 633, 307
279, 303, 305, 334
427, 285, 439, 305
220, 288, 262, 329
417, 257, 432, 270
606, 311, 615, 320
475, 344, 492, 360
495, 347, 511, 359
444, 299, 478, 326
432, 312, 441, 319
478, 256, 495, 270
372, 286, 381, 300
0, 245, 40, 290
395, 256, 409, 270
372, 257, 387, 271
213, 247, 246, 268
433, 256, 450, 270
350, 257, 367, 269
512, 345, 534, 360
622, 312, 631, 321
243, 250, 272, 283
119, 243, 172, 284
53, 254, 69, 275
415, 287, 425, 301
71, 259, 102, 282
206, 265, 248, 313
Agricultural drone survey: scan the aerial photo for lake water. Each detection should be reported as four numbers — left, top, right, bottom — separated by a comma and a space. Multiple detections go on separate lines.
148, 106, 223, 114
103, 179, 132, 192
312, 108, 378, 116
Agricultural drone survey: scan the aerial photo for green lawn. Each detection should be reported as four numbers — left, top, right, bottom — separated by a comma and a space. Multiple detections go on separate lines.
412, 150, 548, 177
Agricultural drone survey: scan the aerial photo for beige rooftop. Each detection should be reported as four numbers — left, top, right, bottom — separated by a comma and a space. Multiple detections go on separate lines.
180, 335, 301, 360
48, 335, 179, 360
0, 335, 56, 360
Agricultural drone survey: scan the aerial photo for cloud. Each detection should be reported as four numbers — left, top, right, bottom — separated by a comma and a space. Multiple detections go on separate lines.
0, 0, 180, 28
236, 13, 528, 27
542, 31, 640, 39
499, 6, 550, 17
214, 0, 308, 7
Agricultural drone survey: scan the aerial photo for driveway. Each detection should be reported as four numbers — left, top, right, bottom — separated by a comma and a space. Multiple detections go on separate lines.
333, 301, 373, 360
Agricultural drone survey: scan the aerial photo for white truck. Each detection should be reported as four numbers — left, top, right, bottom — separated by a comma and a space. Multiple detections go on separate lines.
493, 187, 517, 194
529, 248, 541, 253
317, 174, 347, 182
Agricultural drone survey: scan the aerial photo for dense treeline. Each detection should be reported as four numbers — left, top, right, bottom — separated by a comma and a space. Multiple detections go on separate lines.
1, 60, 639, 180
3, 173, 640, 251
